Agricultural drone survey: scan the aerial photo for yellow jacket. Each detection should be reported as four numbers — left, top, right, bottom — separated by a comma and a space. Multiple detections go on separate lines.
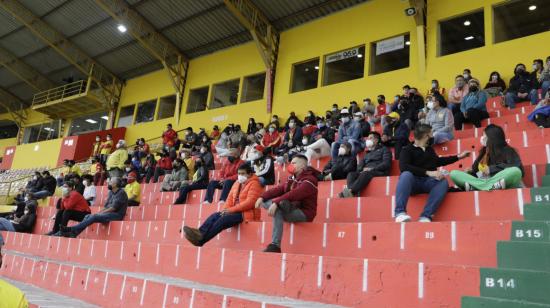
106, 148, 128, 170
0, 279, 29, 308
124, 181, 141, 201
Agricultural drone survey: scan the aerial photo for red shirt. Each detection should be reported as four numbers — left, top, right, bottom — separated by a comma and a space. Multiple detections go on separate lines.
301, 125, 317, 136
162, 129, 178, 146
376, 103, 387, 117
61, 191, 91, 213
157, 157, 173, 170
262, 131, 281, 148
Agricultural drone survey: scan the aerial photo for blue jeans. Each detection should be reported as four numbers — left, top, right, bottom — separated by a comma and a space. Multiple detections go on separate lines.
331, 140, 361, 158
198, 212, 243, 246
175, 182, 208, 204
32, 190, 52, 199
395, 171, 449, 219
542, 81, 550, 98
433, 132, 453, 144
505, 90, 538, 108
204, 180, 235, 203
0, 217, 15, 232
68, 212, 123, 235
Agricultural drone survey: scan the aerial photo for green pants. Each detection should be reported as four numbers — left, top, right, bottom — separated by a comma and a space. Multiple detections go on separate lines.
450, 167, 523, 191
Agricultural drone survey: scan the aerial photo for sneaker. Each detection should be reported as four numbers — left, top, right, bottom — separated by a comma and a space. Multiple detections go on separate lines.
61, 231, 77, 238
262, 243, 281, 253
183, 226, 203, 246
59, 225, 70, 233
202, 201, 211, 205
491, 179, 506, 191
394, 213, 412, 223
339, 188, 354, 198
464, 182, 472, 192
45, 231, 56, 236
418, 217, 432, 223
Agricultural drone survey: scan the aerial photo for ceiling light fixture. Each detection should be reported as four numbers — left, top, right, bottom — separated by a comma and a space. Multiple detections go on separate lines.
43, 127, 53, 132
314, 66, 319, 70
405, 41, 411, 45
101, 116, 109, 120
117, 24, 127, 33
529, 5, 537, 11
464, 36, 474, 41
464, 20, 471, 26
357, 54, 363, 58
85, 119, 98, 124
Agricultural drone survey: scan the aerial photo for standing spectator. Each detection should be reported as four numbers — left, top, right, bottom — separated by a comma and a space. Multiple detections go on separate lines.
46, 181, 90, 236
419, 93, 454, 144
304, 119, 335, 162
484, 71, 507, 98
200, 144, 215, 171
82, 175, 96, 206
261, 124, 282, 154
182, 163, 262, 246
450, 124, 523, 191
203, 148, 242, 204
394, 124, 470, 223
125, 172, 141, 207
91, 135, 102, 158
60, 177, 128, 238
505, 63, 537, 108
256, 155, 319, 253
99, 134, 113, 166
454, 78, 489, 130
382, 112, 410, 159
162, 123, 178, 151
331, 109, 362, 158
210, 125, 220, 140
251, 145, 275, 186
174, 157, 209, 204
448, 75, 469, 113
152, 150, 173, 183
106, 139, 129, 179
161, 159, 188, 192
339, 132, 392, 198
322, 142, 357, 181
247, 118, 258, 135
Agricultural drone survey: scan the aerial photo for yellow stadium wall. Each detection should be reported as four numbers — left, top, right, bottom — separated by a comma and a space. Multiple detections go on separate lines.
10, 138, 63, 170
0, 138, 17, 158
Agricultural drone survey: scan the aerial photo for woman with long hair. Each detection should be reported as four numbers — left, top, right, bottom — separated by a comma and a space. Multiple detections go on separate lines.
450, 124, 523, 191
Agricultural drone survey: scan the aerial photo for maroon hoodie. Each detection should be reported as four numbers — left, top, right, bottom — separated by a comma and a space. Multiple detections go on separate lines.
261, 166, 320, 221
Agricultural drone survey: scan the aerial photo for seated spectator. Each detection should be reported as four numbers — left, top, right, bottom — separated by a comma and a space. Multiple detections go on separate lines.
304, 111, 316, 124
162, 123, 178, 151
262, 124, 282, 154
395, 124, 470, 223
331, 109, 362, 158
133, 138, 150, 160
91, 157, 106, 186
448, 75, 469, 114
395, 96, 418, 129
179, 149, 195, 176
0, 199, 36, 233
125, 172, 141, 207
284, 112, 304, 129
106, 139, 129, 179
354, 111, 371, 137
215, 127, 232, 157
251, 145, 275, 186
123, 159, 138, 180
454, 78, 488, 130
331, 103, 340, 115
69, 174, 85, 195
199, 144, 215, 171
183, 163, 262, 246
326, 110, 339, 128
451, 124, 523, 191
349, 101, 360, 114
256, 155, 319, 253
46, 181, 90, 236
275, 119, 303, 159
340, 132, 392, 198
210, 125, 220, 140
161, 158, 189, 192
92, 135, 102, 158
197, 128, 207, 141
301, 118, 317, 137
371, 95, 389, 127
199, 135, 212, 151
255, 122, 265, 141
540, 56, 550, 98
322, 142, 357, 181
143, 153, 157, 183
463, 68, 473, 82
484, 71, 507, 97
528, 93, 550, 128
505, 63, 538, 108
182, 127, 198, 150
362, 98, 375, 115
241, 134, 259, 162
152, 150, 173, 183
304, 119, 335, 163
204, 148, 242, 204
174, 157, 209, 204
427, 79, 445, 97
407, 87, 425, 112
270, 115, 281, 131
382, 112, 410, 159
230, 125, 246, 148
532, 59, 544, 91
29, 170, 56, 199
247, 118, 257, 135
99, 134, 113, 166
419, 92, 454, 144
82, 175, 96, 206
60, 177, 128, 238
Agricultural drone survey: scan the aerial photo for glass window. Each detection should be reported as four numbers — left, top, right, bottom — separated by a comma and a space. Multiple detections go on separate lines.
22, 120, 60, 144
439, 10, 485, 56
0, 121, 18, 139
209, 79, 240, 109
186, 87, 209, 114
291, 58, 319, 93
117, 105, 135, 127
370, 34, 410, 75
157, 95, 177, 120
135, 99, 157, 124
494, 0, 550, 43
69, 112, 108, 136
241, 73, 266, 103
323, 46, 365, 86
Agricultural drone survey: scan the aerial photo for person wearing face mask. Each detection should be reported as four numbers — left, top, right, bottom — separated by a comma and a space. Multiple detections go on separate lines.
134, 138, 150, 160
99, 134, 113, 166
27, 171, 55, 200
246, 117, 258, 135
275, 119, 303, 158
45, 181, 90, 236
340, 132, 392, 198
256, 155, 320, 253
151, 150, 173, 183
462, 68, 473, 82
331, 109, 362, 159
181, 127, 198, 150
174, 158, 210, 204
106, 139, 129, 179
304, 111, 316, 124
161, 158, 189, 192
484, 71, 507, 97
60, 177, 128, 238
284, 112, 304, 130
210, 125, 220, 140
419, 93, 454, 144
124, 172, 141, 207
162, 124, 179, 152
505, 63, 537, 108
448, 75, 469, 114
203, 148, 242, 204
261, 124, 281, 155
349, 101, 360, 114
300, 118, 317, 136
82, 174, 96, 206
540, 56, 550, 98
230, 125, 246, 148
91, 157, 106, 186
183, 163, 263, 247
450, 124, 523, 192
123, 159, 137, 181
199, 144, 215, 171
0, 199, 37, 233
395, 124, 471, 223
382, 112, 410, 159
321, 142, 357, 181
354, 112, 371, 137
361, 98, 375, 115
427, 79, 445, 97
372, 95, 389, 127
454, 78, 488, 130
143, 153, 157, 183
215, 127, 232, 157
303, 119, 335, 162
270, 115, 281, 131
250, 145, 275, 186
199, 135, 212, 150
179, 149, 195, 176
241, 134, 259, 162
92, 135, 102, 158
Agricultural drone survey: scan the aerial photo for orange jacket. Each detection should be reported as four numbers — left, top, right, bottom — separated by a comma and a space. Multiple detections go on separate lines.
224, 174, 263, 222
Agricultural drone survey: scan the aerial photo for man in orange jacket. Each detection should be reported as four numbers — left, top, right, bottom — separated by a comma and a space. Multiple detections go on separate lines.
183, 163, 263, 246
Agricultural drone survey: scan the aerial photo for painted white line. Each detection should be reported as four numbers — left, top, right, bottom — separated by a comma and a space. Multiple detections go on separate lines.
156, 243, 160, 265
515, 114, 520, 123
451, 221, 457, 252
137, 242, 142, 262
280, 253, 287, 282
362, 259, 368, 292
104, 240, 109, 259
119, 275, 127, 300
261, 222, 266, 244
247, 251, 253, 277
322, 223, 327, 248
474, 127, 478, 138
66, 238, 71, 255
391, 196, 396, 217
546, 144, 550, 164
162, 283, 169, 308
290, 223, 295, 245
523, 131, 528, 147
357, 223, 362, 249
222, 295, 227, 308
330, 181, 334, 198
84, 269, 91, 291
147, 221, 151, 238
385, 176, 390, 196
120, 241, 125, 260
189, 288, 195, 308
132, 221, 137, 239
102, 272, 109, 296
418, 262, 424, 298
400, 223, 405, 250
77, 239, 82, 256
163, 221, 168, 239
220, 248, 225, 272
90, 240, 95, 257
175, 245, 180, 267
356, 197, 361, 219
517, 188, 524, 216
474, 191, 480, 216
325, 198, 330, 220
196, 247, 201, 270
69, 266, 75, 287
237, 224, 241, 242
120, 221, 125, 237
457, 139, 461, 153
317, 256, 323, 288
140, 280, 147, 306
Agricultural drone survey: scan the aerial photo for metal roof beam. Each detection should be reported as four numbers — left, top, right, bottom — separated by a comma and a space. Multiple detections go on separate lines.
0, 46, 56, 91
0, 86, 27, 124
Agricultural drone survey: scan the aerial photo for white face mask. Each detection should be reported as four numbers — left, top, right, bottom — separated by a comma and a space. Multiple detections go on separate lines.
83, 180, 88, 186
463, 73, 470, 79
248, 152, 259, 161
341, 117, 350, 123
288, 122, 295, 129
269, 127, 275, 133
338, 147, 346, 156
96, 138, 100, 142
116, 143, 123, 149
491, 75, 498, 81
432, 83, 437, 88
427, 101, 435, 109
480, 135, 488, 147
125, 167, 131, 172
365, 139, 374, 149
237, 175, 247, 184
533, 64, 538, 71
62, 187, 70, 197
200, 148, 206, 154
302, 139, 308, 145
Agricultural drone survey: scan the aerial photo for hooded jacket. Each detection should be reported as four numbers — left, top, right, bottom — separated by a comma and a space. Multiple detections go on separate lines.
224, 175, 263, 222
219, 157, 242, 181
323, 154, 357, 180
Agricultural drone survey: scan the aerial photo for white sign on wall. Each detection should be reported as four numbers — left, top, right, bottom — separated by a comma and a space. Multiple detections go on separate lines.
212, 115, 228, 123
326, 47, 360, 63
376, 36, 405, 55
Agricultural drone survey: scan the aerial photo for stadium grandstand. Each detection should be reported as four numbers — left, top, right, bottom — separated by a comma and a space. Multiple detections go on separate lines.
1, 0, 550, 307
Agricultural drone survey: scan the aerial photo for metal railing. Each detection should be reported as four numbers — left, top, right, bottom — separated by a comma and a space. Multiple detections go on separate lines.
32, 80, 88, 106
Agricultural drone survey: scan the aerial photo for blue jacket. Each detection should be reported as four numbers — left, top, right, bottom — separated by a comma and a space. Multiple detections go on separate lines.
460, 90, 488, 113
337, 120, 361, 145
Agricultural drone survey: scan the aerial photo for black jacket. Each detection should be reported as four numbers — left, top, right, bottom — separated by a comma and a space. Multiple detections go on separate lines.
509, 72, 536, 94
30, 177, 44, 192
360, 145, 393, 175
359, 120, 371, 137
201, 151, 215, 171
12, 200, 37, 233
399, 144, 458, 177
471, 146, 524, 177
43, 175, 57, 195
397, 101, 418, 123
311, 126, 335, 144
193, 166, 209, 185
323, 154, 357, 180
383, 121, 410, 141
283, 127, 303, 147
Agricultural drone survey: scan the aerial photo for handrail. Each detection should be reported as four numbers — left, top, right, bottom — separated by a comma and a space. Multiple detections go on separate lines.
32, 80, 87, 106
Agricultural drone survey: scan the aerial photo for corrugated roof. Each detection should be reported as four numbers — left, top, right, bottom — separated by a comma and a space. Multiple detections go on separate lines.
43, 0, 109, 37
0, 68, 21, 88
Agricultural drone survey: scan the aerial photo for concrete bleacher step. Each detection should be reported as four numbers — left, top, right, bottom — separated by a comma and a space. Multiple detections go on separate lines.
497, 241, 550, 272
1, 236, 480, 308
524, 204, 550, 221
479, 267, 550, 305
511, 221, 550, 242
462, 296, 550, 308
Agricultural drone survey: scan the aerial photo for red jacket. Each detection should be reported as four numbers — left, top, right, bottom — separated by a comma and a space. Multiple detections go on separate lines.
157, 157, 173, 170
262, 131, 281, 148
376, 103, 387, 117
224, 175, 263, 222
162, 129, 178, 147
301, 125, 317, 136
261, 167, 320, 221
61, 191, 91, 213
219, 157, 242, 181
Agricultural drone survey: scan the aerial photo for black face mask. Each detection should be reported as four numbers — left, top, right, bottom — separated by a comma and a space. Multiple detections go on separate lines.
228, 156, 236, 163
469, 86, 478, 92
427, 137, 435, 147
377, 98, 384, 104
107, 184, 113, 191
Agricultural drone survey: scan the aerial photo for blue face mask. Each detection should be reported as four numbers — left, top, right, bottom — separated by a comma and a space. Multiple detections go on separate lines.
317, 123, 325, 128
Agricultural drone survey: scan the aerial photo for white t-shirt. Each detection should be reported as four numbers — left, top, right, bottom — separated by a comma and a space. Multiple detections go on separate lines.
83, 185, 97, 206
